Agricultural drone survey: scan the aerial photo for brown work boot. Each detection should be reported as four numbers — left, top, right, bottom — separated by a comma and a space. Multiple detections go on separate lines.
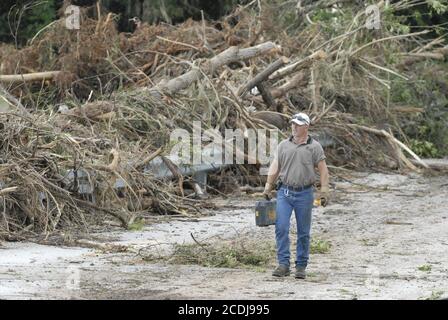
272, 265, 290, 277
295, 266, 306, 279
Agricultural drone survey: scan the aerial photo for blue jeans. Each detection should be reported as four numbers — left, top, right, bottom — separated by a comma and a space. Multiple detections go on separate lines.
275, 186, 314, 268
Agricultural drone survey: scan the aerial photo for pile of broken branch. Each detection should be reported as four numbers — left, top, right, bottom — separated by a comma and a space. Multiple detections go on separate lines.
0, 0, 446, 239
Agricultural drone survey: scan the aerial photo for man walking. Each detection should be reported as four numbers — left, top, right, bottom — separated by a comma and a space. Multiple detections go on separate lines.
263, 112, 330, 279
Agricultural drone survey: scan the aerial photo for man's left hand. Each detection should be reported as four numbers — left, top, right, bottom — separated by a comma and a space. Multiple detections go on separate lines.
319, 185, 330, 207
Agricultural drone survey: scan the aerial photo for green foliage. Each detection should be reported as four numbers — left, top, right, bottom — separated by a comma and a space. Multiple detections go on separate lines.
167, 239, 275, 269
391, 72, 448, 157
418, 264, 432, 272
0, 0, 243, 44
427, 0, 448, 15
0, 0, 56, 46
107, 0, 242, 26
310, 8, 350, 37
310, 238, 331, 254
149, 235, 332, 269
410, 139, 439, 157
395, 0, 448, 38
391, 81, 414, 105
426, 290, 444, 300
128, 218, 146, 231
384, 11, 411, 35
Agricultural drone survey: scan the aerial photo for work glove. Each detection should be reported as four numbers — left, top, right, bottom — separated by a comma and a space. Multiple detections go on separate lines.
262, 182, 275, 200
318, 185, 330, 207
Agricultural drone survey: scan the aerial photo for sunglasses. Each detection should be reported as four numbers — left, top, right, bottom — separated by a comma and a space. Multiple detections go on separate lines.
291, 114, 309, 123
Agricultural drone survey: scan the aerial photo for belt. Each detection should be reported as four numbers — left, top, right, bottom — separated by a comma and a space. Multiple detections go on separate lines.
280, 183, 312, 192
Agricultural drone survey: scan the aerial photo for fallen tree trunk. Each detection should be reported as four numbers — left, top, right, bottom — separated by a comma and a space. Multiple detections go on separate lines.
410, 159, 448, 171
0, 71, 61, 84
247, 71, 309, 105
269, 50, 326, 80
346, 124, 429, 170
398, 46, 448, 68
257, 82, 277, 111
270, 71, 309, 98
73, 239, 128, 252
237, 56, 289, 97
148, 41, 280, 97
161, 155, 184, 197
251, 111, 288, 129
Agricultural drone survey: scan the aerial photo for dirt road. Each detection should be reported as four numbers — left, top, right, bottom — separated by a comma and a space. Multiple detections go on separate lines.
1, 172, 447, 299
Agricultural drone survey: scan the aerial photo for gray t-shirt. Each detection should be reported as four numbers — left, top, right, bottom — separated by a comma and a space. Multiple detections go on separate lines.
276, 135, 326, 187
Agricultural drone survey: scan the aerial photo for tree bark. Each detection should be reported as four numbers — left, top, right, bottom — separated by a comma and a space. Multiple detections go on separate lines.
237, 56, 289, 97
257, 82, 277, 111
148, 41, 280, 97
270, 72, 309, 98
0, 71, 61, 84
346, 124, 429, 170
397, 46, 448, 69
270, 50, 326, 80
248, 71, 309, 105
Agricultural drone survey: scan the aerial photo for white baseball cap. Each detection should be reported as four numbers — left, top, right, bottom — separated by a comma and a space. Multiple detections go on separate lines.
290, 113, 311, 126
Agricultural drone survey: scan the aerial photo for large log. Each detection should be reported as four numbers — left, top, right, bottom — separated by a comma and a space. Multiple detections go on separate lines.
0, 71, 61, 84
251, 111, 288, 130
410, 159, 448, 171
148, 41, 280, 97
247, 71, 309, 105
270, 71, 309, 98
346, 124, 429, 170
269, 50, 326, 80
257, 82, 277, 111
237, 56, 289, 97
397, 46, 448, 69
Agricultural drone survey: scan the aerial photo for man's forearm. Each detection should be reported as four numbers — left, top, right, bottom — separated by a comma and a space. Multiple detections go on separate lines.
266, 173, 279, 185
266, 160, 279, 186
320, 166, 329, 190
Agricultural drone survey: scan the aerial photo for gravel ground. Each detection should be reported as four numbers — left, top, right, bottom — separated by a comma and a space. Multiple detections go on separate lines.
1, 171, 447, 300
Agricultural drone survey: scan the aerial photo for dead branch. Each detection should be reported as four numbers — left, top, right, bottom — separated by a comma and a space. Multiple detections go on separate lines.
73, 239, 128, 252
73, 197, 130, 228
0, 71, 62, 84
310, 64, 320, 113
149, 41, 280, 97
397, 46, 448, 68
346, 124, 429, 170
135, 147, 164, 169
410, 159, 448, 171
270, 72, 309, 98
257, 82, 277, 111
0, 83, 30, 115
270, 50, 326, 80
161, 155, 184, 197
237, 56, 289, 97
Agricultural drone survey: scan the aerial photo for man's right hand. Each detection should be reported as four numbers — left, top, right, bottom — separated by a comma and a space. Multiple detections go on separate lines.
263, 182, 275, 200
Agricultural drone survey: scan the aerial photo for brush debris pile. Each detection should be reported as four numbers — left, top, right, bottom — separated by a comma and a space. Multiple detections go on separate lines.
0, 1, 446, 238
